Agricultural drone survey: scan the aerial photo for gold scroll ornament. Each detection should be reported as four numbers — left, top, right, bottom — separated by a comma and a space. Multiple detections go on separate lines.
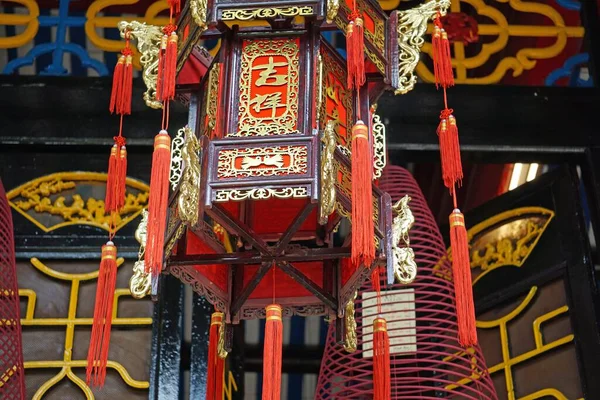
371, 106, 387, 180
221, 6, 314, 21
118, 20, 163, 109
343, 292, 358, 353
326, 0, 340, 24
395, 0, 450, 95
320, 121, 337, 225
130, 209, 151, 299
178, 127, 202, 227
392, 195, 417, 284
189, 0, 208, 31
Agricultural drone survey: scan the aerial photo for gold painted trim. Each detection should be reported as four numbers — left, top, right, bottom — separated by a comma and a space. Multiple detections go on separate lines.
7, 172, 149, 233
221, 6, 314, 21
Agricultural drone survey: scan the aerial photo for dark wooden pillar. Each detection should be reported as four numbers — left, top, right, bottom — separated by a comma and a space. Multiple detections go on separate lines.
149, 274, 185, 399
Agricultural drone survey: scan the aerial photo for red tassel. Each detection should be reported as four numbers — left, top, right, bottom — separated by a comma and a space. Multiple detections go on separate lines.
168, 0, 181, 14
145, 131, 172, 278
449, 210, 477, 347
373, 317, 391, 400
346, 15, 365, 89
105, 145, 118, 213
262, 304, 283, 400
86, 242, 118, 387
437, 110, 463, 190
158, 30, 178, 102
120, 52, 133, 115
207, 312, 225, 400
116, 145, 127, 210
351, 121, 375, 269
433, 18, 454, 89
156, 34, 167, 102
109, 56, 125, 114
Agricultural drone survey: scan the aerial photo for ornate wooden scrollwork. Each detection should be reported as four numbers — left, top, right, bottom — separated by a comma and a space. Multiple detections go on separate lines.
392, 195, 417, 284
118, 21, 163, 109
395, 0, 451, 95
371, 107, 387, 180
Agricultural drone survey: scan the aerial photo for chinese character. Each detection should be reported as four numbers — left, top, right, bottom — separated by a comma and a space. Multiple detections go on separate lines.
250, 92, 286, 118
253, 56, 288, 86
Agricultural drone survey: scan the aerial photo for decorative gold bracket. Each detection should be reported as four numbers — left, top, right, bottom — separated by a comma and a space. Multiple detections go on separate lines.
327, 0, 340, 24
178, 127, 201, 227
320, 121, 337, 225
170, 127, 186, 190
190, 0, 209, 31
130, 209, 151, 299
392, 195, 417, 284
395, 0, 451, 95
343, 292, 358, 353
371, 107, 386, 180
118, 21, 163, 109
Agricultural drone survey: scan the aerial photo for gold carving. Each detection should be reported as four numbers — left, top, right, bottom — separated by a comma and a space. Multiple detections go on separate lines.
468, 207, 555, 285
178, 127, 201, 227
234, 39, 300, 137
204, 63, 221, 137
130, 209, 151, 299
326, 0, 340, 24
343, 292, 358, 353
214, 187, 308, 202
371, 110, 386, 180
190, 0, 208, 31
165, 223, 186, 259
395, 0, 450, 95
364, 46, 386, 75
217, 146, 308, 179
170, 127, 186, 190
218, 323, 228, 360
118, 21, 163, 109
221, 6, 314, 21
392, 195, 417, 284
320, 121, 337, 225
7, 172, 149, 233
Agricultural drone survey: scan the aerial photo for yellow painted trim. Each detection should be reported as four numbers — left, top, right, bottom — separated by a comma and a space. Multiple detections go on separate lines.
0, 0, 39, 48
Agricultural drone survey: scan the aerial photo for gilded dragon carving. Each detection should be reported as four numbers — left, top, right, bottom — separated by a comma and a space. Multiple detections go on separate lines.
130, 209, 151, 299
395, 0, 450, 95
392, 195, 417, 284
320, 121, 337, 225
178, 127, 201, 227
118, 20, 163, 109
343, 291, 358, 353
327, 0, 340, 24
190, 0, 209, 31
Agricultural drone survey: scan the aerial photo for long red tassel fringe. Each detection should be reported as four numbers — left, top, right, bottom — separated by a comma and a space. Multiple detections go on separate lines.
144, 131, 172, 278
207, 312, 225, 400
450, 209, 477, 346
157, 28, 178, 102
373, 317, 391, 400
262, 305, 283, 400
351, 121, 375, 268
87, 242, 118, 387
433, 18, 454, 89
105, 145, 118, 213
